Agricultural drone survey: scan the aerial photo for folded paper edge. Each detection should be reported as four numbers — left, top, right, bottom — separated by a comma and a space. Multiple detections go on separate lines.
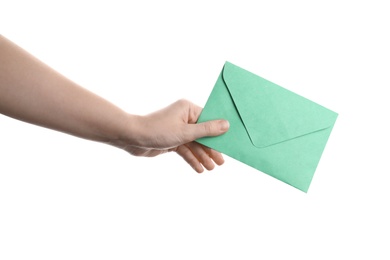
222, 61, 338, 148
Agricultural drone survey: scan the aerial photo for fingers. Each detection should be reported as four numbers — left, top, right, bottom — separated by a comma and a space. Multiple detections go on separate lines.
199, 145, 225, 166
176, 145, 204, 173
186, 100, 203, 124
169, 99, 229, 143
185, 142, 215, 171
176, 142, 225, 173
187, 120, 230, 141
181, 99, 229, 138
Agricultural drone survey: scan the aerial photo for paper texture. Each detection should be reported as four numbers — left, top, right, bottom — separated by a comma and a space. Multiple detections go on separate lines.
197, 62, 338, 192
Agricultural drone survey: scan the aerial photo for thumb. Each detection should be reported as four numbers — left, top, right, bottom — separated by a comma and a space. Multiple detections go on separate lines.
188, 119, 229, 141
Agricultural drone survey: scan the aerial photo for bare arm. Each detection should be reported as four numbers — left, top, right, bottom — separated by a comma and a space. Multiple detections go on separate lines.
0, 35, 134, 144
0, 35, 229, 172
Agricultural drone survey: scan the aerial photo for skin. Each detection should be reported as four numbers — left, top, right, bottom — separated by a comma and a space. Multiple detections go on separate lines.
0, 35, 229, 173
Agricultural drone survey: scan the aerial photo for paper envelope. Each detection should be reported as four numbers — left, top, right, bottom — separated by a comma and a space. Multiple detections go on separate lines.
196, 62, 338, 192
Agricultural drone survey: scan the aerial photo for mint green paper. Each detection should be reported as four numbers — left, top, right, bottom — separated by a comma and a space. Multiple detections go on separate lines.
196, 62, 338, 192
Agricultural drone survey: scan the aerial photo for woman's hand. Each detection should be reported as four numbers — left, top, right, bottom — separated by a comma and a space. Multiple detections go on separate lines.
117, 99, 229, 173
0, 35, 229, 173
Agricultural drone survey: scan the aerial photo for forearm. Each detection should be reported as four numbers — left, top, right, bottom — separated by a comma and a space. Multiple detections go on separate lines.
0, 35, 136, 145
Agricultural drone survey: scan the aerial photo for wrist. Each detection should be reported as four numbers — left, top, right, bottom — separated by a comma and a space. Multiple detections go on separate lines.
108, 113, 145, 150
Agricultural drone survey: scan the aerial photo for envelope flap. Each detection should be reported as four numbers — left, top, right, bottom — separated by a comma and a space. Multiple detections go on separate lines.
223, 62, 338, 148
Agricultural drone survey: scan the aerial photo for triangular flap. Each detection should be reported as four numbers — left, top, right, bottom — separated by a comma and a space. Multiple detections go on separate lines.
222, 62, 338, 148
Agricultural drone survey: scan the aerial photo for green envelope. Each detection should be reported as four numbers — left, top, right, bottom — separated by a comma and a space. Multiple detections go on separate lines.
196, 62, 338, 192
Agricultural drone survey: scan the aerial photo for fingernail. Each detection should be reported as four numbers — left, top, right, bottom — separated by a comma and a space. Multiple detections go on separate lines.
219, 120, 230, 132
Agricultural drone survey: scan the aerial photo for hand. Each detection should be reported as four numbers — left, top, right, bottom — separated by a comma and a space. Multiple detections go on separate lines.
120, 99, 229, 173
0, 36, 229, 173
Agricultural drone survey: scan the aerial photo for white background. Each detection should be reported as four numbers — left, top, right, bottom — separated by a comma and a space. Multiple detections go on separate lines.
1, 1, 389, 259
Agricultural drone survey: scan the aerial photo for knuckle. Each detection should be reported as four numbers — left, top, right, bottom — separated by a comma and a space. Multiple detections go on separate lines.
176, 98, 189, 106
